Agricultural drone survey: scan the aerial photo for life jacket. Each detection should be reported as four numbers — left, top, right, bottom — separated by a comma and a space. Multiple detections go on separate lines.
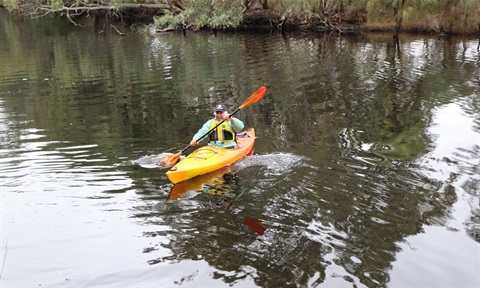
209, 119, 236, 143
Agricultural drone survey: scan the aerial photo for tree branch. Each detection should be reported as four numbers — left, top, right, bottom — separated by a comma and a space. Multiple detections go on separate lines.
21, 3, 171, 17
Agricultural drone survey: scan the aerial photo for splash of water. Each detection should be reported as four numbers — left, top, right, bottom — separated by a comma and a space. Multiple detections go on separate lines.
131, 152, 184, 169
235, 152, 308, 176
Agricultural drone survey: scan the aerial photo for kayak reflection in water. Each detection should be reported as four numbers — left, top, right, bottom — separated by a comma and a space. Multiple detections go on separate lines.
167, 166, 242, 200
167, 168, 268, 240
205, 175, 268, 240
190, 104, 245, 149
203, 172, 244, 209
168, 168, 244, 209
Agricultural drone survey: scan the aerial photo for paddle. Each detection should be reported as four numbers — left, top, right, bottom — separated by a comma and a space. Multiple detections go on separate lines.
161, 86, 267, 167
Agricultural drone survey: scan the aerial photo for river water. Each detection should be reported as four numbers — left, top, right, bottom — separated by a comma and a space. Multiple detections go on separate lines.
1, 9, 479, 287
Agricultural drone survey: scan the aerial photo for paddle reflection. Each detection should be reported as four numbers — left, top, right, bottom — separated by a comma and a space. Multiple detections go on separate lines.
243, 216, 266, 242
168, 167, 266, 239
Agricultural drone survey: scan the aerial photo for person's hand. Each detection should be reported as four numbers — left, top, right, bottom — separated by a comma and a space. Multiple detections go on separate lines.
190, 140, 198, 146
224, 113, 232, 121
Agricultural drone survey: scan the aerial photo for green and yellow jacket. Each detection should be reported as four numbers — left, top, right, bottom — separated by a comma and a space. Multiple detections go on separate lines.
192, 117, 244, 148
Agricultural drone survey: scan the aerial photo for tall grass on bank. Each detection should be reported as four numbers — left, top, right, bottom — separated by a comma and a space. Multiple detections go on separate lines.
267, 0, 479, 34
366, 0, 480, 34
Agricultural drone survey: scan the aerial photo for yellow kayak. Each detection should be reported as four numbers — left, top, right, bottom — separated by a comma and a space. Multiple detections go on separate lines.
166, 128, 255, 184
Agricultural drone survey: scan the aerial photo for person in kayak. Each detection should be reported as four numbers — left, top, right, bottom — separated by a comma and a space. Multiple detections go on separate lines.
190, 104, 244, 148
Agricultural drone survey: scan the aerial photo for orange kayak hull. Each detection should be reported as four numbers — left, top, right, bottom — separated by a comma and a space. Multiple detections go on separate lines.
166, 128, 255, 184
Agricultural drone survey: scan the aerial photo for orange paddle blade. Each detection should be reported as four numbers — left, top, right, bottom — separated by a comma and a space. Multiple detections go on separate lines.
239, 86, 266, 110
161, 151, 182, 167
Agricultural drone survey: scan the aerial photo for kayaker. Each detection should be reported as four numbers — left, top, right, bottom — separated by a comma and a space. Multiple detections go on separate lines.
190, 104, 244, 148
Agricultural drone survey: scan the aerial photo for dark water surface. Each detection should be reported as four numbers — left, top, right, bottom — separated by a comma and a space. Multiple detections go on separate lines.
1, 9, 479, 287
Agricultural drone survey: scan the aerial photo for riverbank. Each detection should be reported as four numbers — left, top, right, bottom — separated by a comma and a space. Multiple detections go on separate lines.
133, 9, 480, 37
240, 9, 363, 34
1, 3, 478, 36
116, 5, 478, 36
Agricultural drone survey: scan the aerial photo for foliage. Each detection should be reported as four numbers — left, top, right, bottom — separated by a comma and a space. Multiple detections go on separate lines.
405, 0, 480, 34
155, 0, 243, 30
3, 0, 18, 10
268, 0, 312, 17
365, 0, 480, 34
154, 9, 184, 28
51, 0, 64, 11
3, 0, 480, 34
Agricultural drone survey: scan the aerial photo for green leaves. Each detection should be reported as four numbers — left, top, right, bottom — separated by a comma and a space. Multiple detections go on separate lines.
154, 0, 243, 30
51, 0, 64, 11
154, 9, 184, 29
